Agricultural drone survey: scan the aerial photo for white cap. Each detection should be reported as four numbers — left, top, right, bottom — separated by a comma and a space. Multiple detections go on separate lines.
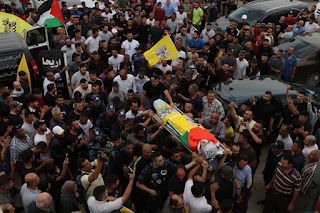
52, 126, 65, 135
242, 14, 247, 19
111, 28, 118, 33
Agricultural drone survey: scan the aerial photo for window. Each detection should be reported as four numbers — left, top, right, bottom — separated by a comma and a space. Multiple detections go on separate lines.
277, 37, 317, 59
26, 27, 46, 46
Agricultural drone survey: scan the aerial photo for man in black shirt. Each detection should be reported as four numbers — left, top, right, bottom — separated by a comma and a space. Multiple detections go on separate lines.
149, 19, 164, 44
251, 91, 276, 137
258, 53, 271, 75
275, 16, 288, 37
258, 39, 272, 60
139, 16, 150, 46
140, 74, 174, 110
123, 19, 139, 39
88, 52, 106, 76
44, 84, 56, 107
18, 71, 31, 97
66, 99, 83, 122
1, 93, 12, 117
168, 165, 187, 197
98, 40, 112, 65
8, 100, 23, 126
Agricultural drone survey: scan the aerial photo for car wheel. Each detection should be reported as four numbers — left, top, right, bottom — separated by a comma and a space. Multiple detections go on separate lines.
306, 72, 320, 87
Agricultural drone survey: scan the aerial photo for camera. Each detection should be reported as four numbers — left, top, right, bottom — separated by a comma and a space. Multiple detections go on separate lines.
87, 144, 115, 162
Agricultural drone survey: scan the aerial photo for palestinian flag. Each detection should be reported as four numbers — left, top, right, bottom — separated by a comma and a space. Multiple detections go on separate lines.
36, 0, 64, 28
180, 127, 218, 151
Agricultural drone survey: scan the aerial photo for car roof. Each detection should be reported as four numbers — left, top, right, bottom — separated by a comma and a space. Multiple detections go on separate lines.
213, 76, 298, 103
0, 32, 27, 53
244, 0, 308, 13
290, 31, 320, 47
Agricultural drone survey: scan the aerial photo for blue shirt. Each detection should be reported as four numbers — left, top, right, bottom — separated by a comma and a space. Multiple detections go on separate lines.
188, 38, 204, 50
293, 153, 305, 172
189, 93, 203, 112
162, 5, 175, 16
71, 11, 83, 19
209, 6, 220, 22
281, 53, 297, 77
293, 25, 309, 37
315, 128, 320, 147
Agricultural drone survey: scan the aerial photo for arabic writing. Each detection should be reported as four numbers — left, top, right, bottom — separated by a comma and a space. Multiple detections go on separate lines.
2, 18, 17, 32
0, 53, 22, 63
42, 57, 61, 69
0, 70, 16, 78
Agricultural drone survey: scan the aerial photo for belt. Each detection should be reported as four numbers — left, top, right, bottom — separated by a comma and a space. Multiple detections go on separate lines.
275, 190, 292, 196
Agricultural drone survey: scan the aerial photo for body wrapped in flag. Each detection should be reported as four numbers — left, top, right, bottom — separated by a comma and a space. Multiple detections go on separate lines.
153, 99, 224, 160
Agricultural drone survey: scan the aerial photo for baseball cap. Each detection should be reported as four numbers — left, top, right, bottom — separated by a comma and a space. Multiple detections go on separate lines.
227, 47, 234, 52
271, 140, 284, 149
188, 20, 192, 24
83, 6, 89, 10
239, 50, 245, 56
289, 11, 293, 14
189, 65, 197, 71
112, 97, 121, 105
139, 67, 146, 75
185, 70, 193, 78
9, 100, 23, 109
117, 109, 126, 118
151, 74, 160, 80
112, 81, 119, 87
92, 127, 103, 139
33, 120, 45, 129
242, 14, 247, 19
221, 165, 236, 180
18, 71, 26, 76
106, 103, 115, 112
251, 58, 258, 63
111, 28, 118, 33
216, 27, 222, 31
91, 94, 101, 104
52, 126, 65, 135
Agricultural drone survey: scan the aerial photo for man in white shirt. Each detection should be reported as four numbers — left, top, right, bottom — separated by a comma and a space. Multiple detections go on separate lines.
101, 7, 113, 20
71, 63, 90, 90
120, 33, 140, 59
73, 79, 92, 99
184, 161, 218, 213
156, 60, 172, 77
43, 67, 68, 95
98, 25, 112, 43
176, 5, 187, 23
304, 16, 320, 32
276, 124, 293, 152
113, 69, 137, 95
109, 49, 124, 71
234, 50, 249, 79
87, 170, 135, 213
170, 0, 180, 12
84, 29, 102, 55
302, 135, 319, 160
61, 37, 76, 66
278, 25, 293, 44
200, 23, 215, 43
147, 12, 155, 27
33, 120, 53, 160
126, 101, 143, 119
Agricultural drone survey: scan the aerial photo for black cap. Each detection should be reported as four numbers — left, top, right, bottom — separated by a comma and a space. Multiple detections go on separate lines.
271, 140, 284, 149
18, 71, 26, 76
33, 120, 45, 129
139, 67, 146, 75
227, 47, 234, 52
188, 20, 192, 24
251, 58, 258, 63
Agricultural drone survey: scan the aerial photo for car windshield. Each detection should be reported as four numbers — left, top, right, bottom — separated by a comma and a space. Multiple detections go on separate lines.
277, 37, 317, 59
228, 6, 265, 25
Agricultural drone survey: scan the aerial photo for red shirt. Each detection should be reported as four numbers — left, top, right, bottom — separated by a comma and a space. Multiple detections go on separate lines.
253, 36, 261, 57
155, 8, 165, 22
254, 28, 264, 37
285, 17, 296, 25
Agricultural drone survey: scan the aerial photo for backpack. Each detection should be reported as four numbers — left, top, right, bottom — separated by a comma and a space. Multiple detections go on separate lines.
75, 172, 90, 204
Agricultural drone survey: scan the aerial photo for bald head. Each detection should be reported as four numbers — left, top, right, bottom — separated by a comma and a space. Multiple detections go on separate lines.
142, 143, 151, 151
25, 173, 39, 186
305, 135, 317, 146
13, 81, 21, 90
36, 192, 51, 209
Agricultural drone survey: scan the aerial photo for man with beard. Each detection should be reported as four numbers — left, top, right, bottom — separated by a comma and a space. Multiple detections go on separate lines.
96, 103, 117, 136
33, 120, 53, 160
89, 95, 105, 123
126, 124, 158, 149
71, 63, 90, 91
73, 79, 92, 99
175, 26, 191, 50
66, 99, 83, 122
281, 46, 297, 82
54, 95, 69, 121
199, 112, 226, 141
84, 29, 102, 55
61, 37, 76, 66
113, 69, 137, 95
134, 68, 149, 98
230, 101, 256, 143
251, 91, 276, 137
43, 67, 68, 96
244, 120, 266, 173
44, 84, 57, 108
50, 107, 67, 131
68, 118, 89, 159
258, 53, 271, 75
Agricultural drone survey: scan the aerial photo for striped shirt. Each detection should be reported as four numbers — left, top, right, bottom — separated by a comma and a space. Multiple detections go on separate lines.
300, 162, 317, 193
274, 164, 301, 195
10, 134, 34, 161
202, 97, 225, 119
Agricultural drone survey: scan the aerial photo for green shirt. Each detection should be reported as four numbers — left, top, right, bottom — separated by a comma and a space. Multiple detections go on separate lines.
183, 3, 193, 13
239, 145, 257, 164
192, 7, 203, 25
81, 20, 92, 36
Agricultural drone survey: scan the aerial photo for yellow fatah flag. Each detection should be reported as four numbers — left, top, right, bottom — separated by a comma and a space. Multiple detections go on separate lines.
17, 53, 31, 87
0, 12, 33, 36
143, 35, 179, 66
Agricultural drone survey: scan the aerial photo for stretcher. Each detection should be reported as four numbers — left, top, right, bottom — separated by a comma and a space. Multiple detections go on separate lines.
153, 99, 226, 160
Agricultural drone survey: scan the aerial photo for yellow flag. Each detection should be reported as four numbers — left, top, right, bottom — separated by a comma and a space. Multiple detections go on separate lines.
17, 53, 31, 87
0, 12, 33, 36
143, 35, 179, 66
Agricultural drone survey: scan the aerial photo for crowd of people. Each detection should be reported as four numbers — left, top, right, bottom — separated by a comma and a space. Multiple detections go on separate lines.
0, 0, 319, 213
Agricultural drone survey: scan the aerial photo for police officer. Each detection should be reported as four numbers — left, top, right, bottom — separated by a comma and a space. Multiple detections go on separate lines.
111, 109, 126, 135
88, 127, 111, 162
136, 151, 177, 213
96, 103, 117, 136
89, 95, 105, 123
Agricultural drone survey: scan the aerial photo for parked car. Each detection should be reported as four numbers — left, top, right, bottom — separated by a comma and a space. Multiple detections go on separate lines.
213, 76, 320, 130
273, 32, 320, 87
212, 0, 308, 32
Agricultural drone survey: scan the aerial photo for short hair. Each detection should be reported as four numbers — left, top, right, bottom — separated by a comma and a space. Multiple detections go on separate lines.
199, 88, 207, 95
292, 119, 304, 130
294, 140, 304, 150
89, 70, 96, 75
134, 125, 144, 134
220, 199, 233, 212
67, 134, 78, 146
35, 142, 47, 150
298, 91, 306, 96
185, 100, 194, 105
191, 180, 204, 197
265, 91, 272, 96
190, 84, 199, 92
92, 29, 98, 34
281, 124, 291, 132
51, 107, 60, 116
93, 185, 106, 200
20, 150, 34, 163
38, 180, 50, 192
2, 92, 10, 100
80, 78, 87, 84
127, 89, 134, 94
256, 120, 265, 128
176, 164, 187, 172
80, 63, 86, 68
207, 90, 215, 95
55, 94, 63, 100
105, 175, 119, 187
27, 95, 38, 103
47, 84, 55, 92
80, 110, 90, 118
151, 151, 161, 162
282, 154, 293, 165
123, 140, 133, 146
171, 148, 180, 156
77, 158, 86, 169
238, 154, 249, 162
